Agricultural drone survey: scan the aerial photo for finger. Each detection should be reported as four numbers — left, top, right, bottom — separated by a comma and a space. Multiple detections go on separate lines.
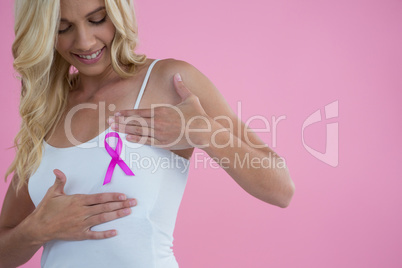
52, 169, 67, 195
174, 73, 193, 101
111, 123, 154, 137
85, 207, 132, 227
126, 135, 162, 147
115, 108, 154, 118
82, 192, 127, 206
84, 229, 118, 240
87, 198, 137, 217
114, 116, 153, 128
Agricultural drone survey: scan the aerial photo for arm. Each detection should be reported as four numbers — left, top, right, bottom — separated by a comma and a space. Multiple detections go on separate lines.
201, 119, 294, 207
113, 59, 295, 208
0, 170, 137, 268
0, 174, 43, 268
172, 60, 295, 207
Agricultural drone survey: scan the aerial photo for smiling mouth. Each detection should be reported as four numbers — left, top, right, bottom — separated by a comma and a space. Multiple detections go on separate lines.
74, 47, 105, 60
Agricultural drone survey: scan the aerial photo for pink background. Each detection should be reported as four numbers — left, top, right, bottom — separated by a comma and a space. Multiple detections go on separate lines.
1, 0, 401, 267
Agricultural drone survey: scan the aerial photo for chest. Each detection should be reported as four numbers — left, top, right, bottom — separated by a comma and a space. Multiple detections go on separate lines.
29, 140, 190, 214
45, 71, 192, 158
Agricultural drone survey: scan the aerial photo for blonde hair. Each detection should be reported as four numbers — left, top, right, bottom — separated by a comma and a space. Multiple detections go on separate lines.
5, 0, 147, 194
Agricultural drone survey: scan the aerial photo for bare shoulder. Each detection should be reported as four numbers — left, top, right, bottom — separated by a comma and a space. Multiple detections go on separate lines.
144, 58, 203, 159
151, 58, 233, 119
155, 58, 216, 98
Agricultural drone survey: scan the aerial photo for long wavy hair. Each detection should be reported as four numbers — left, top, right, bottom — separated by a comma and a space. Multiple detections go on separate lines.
5, 0, 147, 195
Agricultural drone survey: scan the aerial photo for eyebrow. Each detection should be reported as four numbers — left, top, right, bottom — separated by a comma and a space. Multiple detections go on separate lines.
60, 6, 106, 22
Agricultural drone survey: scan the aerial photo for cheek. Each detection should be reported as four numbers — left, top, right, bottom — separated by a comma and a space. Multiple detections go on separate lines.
55, 38, 70, 55
55, 47, 62, 56
55, 39, 74, 64
104, 23, 116, 43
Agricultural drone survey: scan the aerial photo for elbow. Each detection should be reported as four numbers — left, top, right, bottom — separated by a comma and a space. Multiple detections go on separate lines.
277, 176, 295, 208
256, 157, 296, 208
269, 156, 295, 208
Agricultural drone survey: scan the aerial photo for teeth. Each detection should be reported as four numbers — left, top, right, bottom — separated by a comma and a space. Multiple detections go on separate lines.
78, 48, 102, 59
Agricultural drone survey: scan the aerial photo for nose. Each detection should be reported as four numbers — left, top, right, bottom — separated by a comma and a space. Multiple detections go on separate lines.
74, 26, 97, 52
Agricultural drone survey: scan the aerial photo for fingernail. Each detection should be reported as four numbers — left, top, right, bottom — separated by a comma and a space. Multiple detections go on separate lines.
115, 112, 121, 116
119, 195, 126, 200
175, 73, 182, 82
107, 118, 115, 124
129, 199, 137, 206
124, 208, 131, 215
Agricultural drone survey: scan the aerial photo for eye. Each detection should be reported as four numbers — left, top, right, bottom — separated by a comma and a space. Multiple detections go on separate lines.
58, 16, 107, 34
58, 26, 71, 34
90, 15, 107, 25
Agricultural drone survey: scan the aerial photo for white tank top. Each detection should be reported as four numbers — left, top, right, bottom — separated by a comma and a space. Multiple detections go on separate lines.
28, 59, 191, 268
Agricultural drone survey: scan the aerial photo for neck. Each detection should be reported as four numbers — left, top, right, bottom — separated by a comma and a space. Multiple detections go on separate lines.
74, 65, 124, 99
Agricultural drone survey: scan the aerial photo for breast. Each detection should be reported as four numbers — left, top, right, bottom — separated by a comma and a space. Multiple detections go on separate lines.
28, 130, 191, 229
29, 132, 190, 267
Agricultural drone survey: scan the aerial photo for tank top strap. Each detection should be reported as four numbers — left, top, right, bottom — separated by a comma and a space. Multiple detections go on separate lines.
133, 59, 161, 109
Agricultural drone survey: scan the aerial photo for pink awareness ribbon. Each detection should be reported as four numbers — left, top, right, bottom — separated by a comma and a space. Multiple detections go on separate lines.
103, 132, 135, 185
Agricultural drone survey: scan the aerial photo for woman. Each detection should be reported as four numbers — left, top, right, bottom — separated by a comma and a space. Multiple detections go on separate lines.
0, 0, 295, 267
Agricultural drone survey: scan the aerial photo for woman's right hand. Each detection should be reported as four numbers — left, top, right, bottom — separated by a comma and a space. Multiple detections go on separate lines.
27, 169, 136, 243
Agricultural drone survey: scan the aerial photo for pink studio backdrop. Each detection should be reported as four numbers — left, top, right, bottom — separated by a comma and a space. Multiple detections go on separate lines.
1, 0, 401, 267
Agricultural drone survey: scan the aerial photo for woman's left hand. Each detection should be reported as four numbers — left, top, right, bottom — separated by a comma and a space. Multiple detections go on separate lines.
109, 73, 211, 150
